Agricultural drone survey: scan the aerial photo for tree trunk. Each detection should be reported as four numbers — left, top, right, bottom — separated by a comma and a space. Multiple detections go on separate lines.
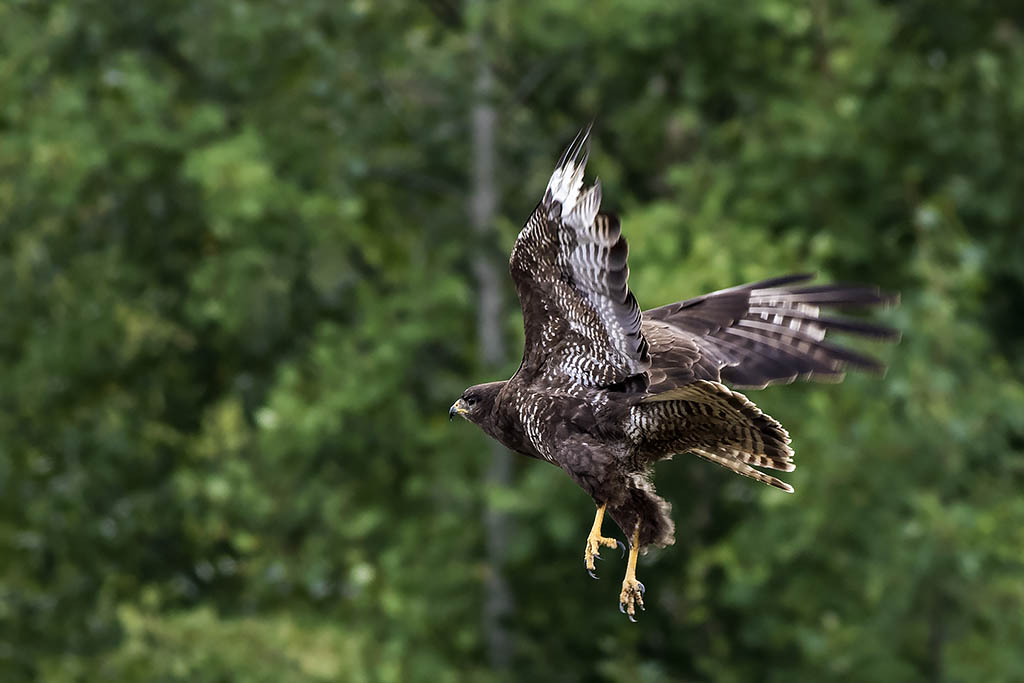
470, 28, 513, 671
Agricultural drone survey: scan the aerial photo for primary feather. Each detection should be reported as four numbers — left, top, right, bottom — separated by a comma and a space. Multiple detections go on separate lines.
644, 275, 899, 391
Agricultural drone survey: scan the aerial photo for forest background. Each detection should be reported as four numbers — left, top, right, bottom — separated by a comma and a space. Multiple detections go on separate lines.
2, 1, 1024, 681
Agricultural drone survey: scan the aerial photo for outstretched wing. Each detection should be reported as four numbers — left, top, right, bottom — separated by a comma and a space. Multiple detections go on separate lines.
643, 274, 899, 392
509, 127, 650, 387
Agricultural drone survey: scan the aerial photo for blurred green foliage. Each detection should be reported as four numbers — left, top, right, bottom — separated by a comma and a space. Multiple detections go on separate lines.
2, 0, 1023, 681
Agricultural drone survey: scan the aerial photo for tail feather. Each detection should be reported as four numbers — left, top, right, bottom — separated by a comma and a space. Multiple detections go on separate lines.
692, 447, 795, 492
635, 380, 796, 490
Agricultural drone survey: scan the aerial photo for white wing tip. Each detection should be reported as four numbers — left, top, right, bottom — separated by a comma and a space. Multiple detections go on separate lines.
545, 125, 593, 217
566, 180, 601, 229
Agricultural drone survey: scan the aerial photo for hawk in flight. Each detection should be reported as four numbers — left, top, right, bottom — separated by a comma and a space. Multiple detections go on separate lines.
450, 127, 897, 620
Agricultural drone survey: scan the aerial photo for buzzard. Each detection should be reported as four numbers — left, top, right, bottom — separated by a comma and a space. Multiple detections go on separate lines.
450, 127, 897, 620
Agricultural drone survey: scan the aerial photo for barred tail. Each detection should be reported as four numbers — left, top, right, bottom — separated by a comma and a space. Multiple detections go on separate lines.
639, 380, 795, 492
691, 447, 794, 493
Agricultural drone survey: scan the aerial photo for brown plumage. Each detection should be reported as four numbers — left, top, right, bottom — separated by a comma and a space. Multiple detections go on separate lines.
450, 127, 898, 619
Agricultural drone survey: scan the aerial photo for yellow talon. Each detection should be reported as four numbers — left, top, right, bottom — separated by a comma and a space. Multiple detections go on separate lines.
618, 526, 645, 621
584, 504, 623, 577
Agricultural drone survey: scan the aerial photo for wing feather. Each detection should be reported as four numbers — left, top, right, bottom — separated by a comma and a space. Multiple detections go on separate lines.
509, 128, 650, 388
643, 275, 898, 391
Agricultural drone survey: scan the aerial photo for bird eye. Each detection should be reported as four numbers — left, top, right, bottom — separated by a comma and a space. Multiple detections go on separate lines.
466, 397, 477, 407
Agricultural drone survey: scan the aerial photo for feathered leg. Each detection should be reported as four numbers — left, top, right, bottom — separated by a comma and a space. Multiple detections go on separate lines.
584, 503, 625, 579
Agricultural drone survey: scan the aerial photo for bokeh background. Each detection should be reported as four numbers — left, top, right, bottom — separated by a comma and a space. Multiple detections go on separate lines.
3, 1, 1024, 681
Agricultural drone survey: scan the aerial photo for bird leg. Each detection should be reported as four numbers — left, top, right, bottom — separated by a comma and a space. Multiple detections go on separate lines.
618, 526, 645, 622
584, 503, 625, 579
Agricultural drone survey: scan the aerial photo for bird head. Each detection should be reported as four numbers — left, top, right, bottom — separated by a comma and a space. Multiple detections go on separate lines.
449, 381, 505, 426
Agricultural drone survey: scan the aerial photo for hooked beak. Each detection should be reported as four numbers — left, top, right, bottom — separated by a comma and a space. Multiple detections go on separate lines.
449, 399, 467, 421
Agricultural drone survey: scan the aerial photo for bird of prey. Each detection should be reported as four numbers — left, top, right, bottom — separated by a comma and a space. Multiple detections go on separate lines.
449, 127, 897, 621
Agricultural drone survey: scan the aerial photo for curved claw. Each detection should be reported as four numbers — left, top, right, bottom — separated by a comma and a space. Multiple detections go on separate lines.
588, 569, 599, 580
637, 581, 646, 596
616, 540, 627, 558
628, 613, 637, 623
619, 602, 626, 614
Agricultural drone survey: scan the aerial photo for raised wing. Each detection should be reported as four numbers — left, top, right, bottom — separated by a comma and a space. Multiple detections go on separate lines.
509, 128, 650, 388
643, 274, 899, 392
